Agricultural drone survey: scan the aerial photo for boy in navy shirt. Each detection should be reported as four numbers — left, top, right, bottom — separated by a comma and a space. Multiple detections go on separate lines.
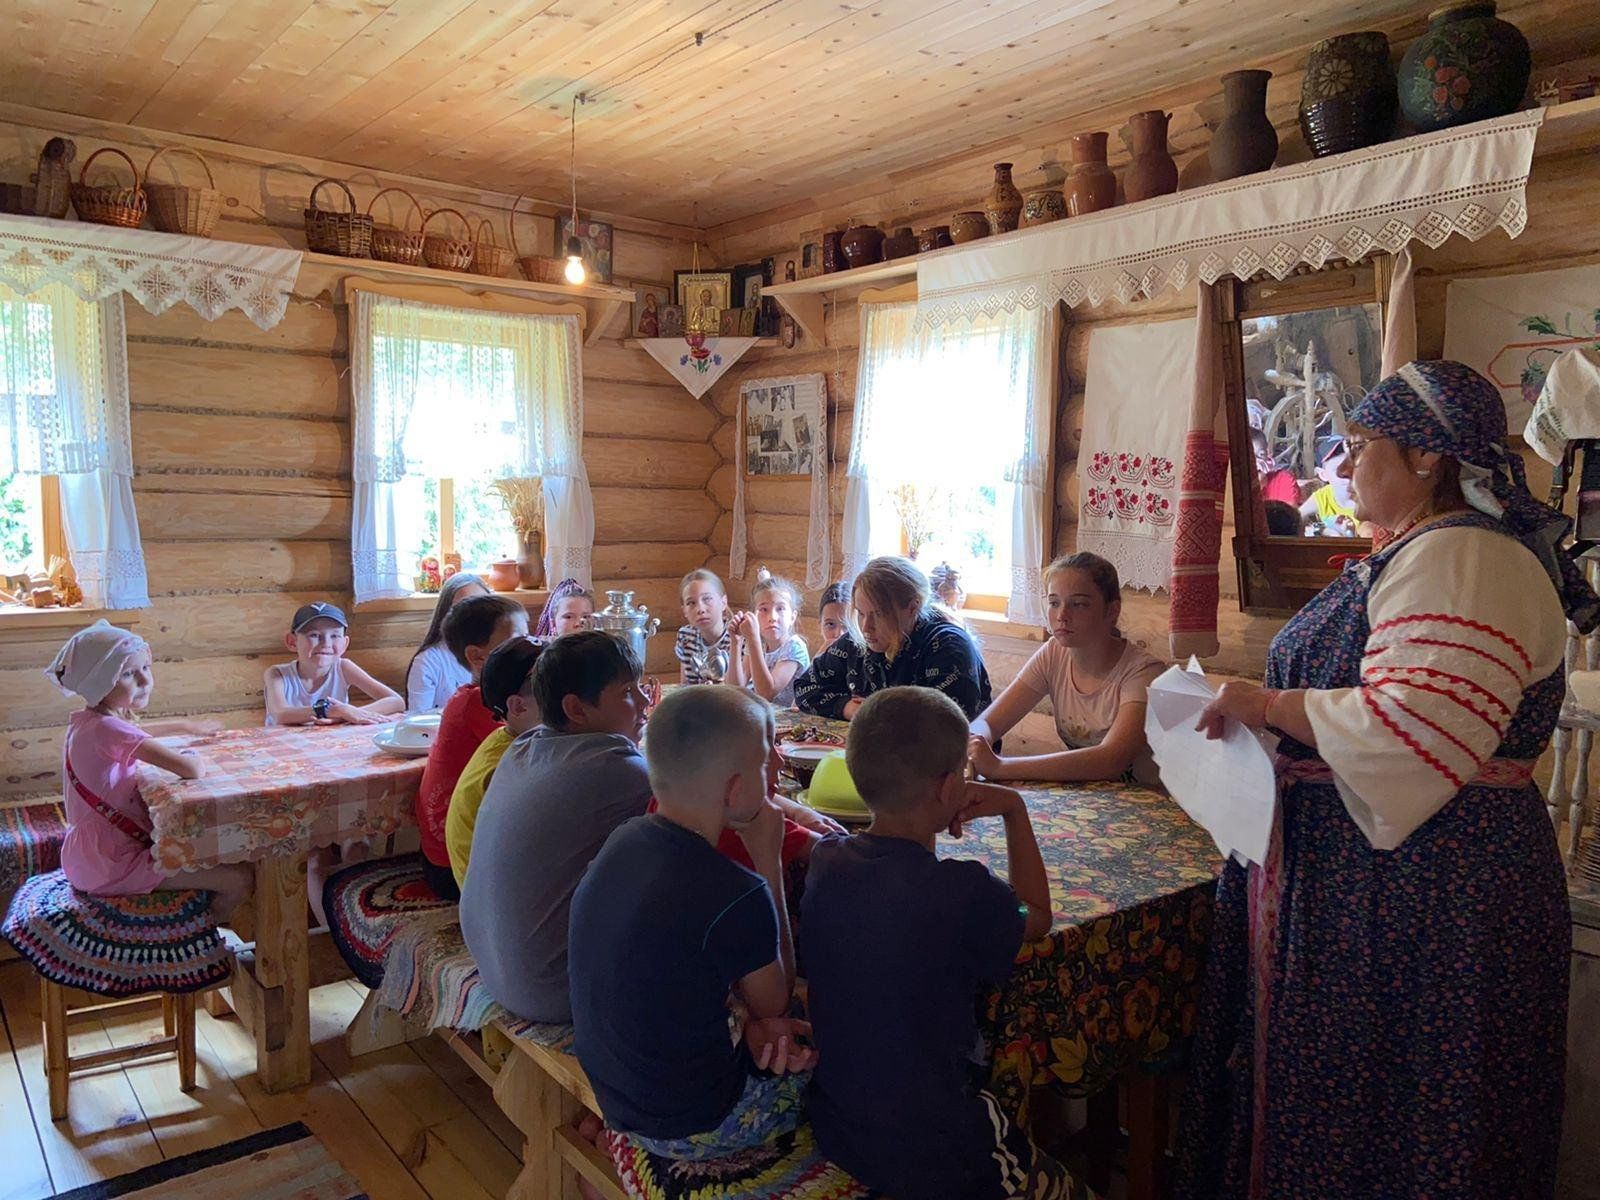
568, 685, 814, 1158
801, 686, 1085, 1199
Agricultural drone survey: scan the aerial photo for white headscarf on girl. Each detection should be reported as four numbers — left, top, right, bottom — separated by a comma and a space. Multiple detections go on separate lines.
45, 620, 147, 706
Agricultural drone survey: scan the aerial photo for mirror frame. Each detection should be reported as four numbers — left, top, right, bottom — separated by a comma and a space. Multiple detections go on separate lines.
1217, 255, 1393, 614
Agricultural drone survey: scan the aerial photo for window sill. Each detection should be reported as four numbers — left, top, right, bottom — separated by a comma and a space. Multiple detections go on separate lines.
960, 609, 1046, 642
0, 604, 142, 638
354, 589, 550, 614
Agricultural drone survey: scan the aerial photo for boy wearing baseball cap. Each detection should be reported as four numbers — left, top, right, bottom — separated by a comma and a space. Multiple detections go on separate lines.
263, 601, 403, 727
444, 635, 544, 888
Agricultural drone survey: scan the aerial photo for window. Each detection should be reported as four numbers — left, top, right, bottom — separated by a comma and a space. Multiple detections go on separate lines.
349, 286, 593, 602
844, 298, 1053, 620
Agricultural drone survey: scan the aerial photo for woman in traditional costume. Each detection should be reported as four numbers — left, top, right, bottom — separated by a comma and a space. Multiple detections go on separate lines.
1176, 360, 1593, 1198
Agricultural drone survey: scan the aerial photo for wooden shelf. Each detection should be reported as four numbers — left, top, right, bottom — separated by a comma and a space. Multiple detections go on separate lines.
620, 337, 779, 349
763, 97, 1600, 346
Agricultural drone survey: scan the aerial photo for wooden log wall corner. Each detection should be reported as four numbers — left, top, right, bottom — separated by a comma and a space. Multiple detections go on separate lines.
0, 112, 717, 806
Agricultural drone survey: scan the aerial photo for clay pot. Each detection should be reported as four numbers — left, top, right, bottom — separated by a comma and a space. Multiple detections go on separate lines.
1398, 3, 1530, 132
487, 560, 520, 592
1299, 31, 1396, 156
822, 229, 846, 273
1210, 70, 1279, 181
1020, 187, 1066, 227
517, 533, 545, 590
917, 226, 953, 252
1065, 133, 1117, 217
985, 162, 1023, 235
840, 224, 885, 269
949, 211, 989, 243
1124, 110, 1179, 202
882, 226, 918, 260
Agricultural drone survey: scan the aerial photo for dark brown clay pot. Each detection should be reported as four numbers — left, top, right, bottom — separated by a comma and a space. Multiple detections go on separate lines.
1124, 110, 1179, 202
985, 162, 1023, 234
949, 211, 989, 243
839, 224, 885, 269
1020, 188, 1066, 227
1065, 132, 1117, 217
1210, 69, 1279, 180
1397, 3, 1531, 131
822, 229, 845, 273
1299, 31, 1397, 156
917, 226, 953, 252
882, 226, 918, 259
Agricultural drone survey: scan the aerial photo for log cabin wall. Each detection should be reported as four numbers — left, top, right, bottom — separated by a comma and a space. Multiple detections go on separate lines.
0, 107, 719, 805
703, 8, 1600, 691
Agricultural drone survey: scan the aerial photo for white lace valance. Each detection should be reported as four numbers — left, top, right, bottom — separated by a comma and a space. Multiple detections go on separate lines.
0, 213, 302, 329
917, 109, 1544, 327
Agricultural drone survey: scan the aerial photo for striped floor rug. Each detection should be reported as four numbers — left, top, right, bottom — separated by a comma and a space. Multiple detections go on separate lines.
53, 1123, 366, 1200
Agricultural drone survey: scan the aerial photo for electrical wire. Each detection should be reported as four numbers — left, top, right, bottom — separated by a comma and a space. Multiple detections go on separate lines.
579, 0, 789, 107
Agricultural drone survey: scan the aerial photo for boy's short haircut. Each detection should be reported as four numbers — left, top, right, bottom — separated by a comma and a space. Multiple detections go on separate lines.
646, 685, 772, 805
443, 594, 524, 667
530, 630, 641, 728
846, 687, 968, 813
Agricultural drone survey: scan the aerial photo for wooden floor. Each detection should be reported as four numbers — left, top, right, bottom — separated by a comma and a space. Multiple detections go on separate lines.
0, 959, 520, 1200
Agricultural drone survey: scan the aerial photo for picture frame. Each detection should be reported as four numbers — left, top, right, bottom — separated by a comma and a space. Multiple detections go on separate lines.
742, 379, 820, 479
797, 229, 824, 279
732, 263, 766, 311
557, 215, 614, 283
718, 308, 741, 336
738, 307, 758, 337
659, 304, 684, 338
674, 269, 732, 335
632, 280, 670, 337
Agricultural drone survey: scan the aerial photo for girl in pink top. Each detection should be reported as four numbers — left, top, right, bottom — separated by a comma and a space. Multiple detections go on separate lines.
969, 553, 1165, 787
46, 621, 251, 916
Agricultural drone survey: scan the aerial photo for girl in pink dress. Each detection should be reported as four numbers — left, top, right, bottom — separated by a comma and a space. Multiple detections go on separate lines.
46, 621, 251, 916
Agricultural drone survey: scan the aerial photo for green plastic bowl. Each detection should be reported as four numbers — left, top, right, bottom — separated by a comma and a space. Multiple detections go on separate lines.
807, 750, 866, 816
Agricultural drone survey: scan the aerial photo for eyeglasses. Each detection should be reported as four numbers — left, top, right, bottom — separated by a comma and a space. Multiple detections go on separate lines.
1338, 434, 1392, 465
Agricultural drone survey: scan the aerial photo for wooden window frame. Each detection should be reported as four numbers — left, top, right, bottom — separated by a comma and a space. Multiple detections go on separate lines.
1217, 257, 1393, 614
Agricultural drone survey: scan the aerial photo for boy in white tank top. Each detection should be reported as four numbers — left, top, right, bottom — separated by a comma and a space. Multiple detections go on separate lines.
263, 602, 404, 727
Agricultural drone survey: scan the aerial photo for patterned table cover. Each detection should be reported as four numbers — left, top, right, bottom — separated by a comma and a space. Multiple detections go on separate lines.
778, 712, 1222, 1119
138, 725, 424, 873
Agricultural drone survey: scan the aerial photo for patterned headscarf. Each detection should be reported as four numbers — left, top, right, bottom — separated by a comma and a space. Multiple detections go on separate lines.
46, 620, 148, 705
1351, 359, 1600, 631
535, 578, 591, 638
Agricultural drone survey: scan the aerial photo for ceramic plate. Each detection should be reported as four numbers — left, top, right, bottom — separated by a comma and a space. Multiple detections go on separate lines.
779, 744, 837, 766
372, 728, 431, 757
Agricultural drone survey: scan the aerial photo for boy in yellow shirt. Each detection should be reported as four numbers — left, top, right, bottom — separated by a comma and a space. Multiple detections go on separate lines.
445, 636, 543, 887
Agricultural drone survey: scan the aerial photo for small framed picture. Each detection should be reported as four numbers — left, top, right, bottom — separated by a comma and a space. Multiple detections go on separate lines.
718, 309, 741, 336
797, 230, 823, 279
659, 304, 684, 338
732, 263, 765, 310
633, 281, 670, 337
557, 216, 614, 283
738, 307, 758, 337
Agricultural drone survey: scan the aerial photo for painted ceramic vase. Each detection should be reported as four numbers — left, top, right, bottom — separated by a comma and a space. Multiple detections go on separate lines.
1124, 110, 1179, 201
1299, 31, 1397, 156
1065, 132, 1117, 217
949, 211, 990, 243
1397, 3, 1530, 131
985, 162, 1024, 234
1020, 188, 1066, 227
1210, 69, 1279, 180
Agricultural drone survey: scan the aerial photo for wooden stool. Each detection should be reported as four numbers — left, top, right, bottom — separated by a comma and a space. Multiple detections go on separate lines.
1, 871, 233, 1122
40, 981, 198, 1120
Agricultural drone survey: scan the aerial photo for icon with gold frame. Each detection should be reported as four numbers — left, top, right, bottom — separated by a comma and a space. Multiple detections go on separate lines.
674, 270, 732, 335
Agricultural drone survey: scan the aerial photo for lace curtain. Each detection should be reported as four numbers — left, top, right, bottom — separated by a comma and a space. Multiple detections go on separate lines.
0, 282, 148, 608
843, 299, 1052, 622
349, 291, 593, 600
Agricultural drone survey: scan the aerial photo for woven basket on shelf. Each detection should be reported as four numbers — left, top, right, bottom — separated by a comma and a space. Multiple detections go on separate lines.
304, 178, 372, 258
144, 146, 221, 238
366, 186, 425, 265
509, 193, 559, 283
469, 218, 513, 277
70, 147, 146, 228
421, 207, 473, 272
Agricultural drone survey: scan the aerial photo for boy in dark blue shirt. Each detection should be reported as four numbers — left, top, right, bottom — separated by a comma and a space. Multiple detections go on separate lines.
568, 685, 814, 1159
801, 686, 1087, 1200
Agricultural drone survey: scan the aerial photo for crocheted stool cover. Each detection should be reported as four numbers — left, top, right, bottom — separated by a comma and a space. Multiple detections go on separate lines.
323, 852, 456, 988
2, 870, 230, 998
0, 800, 67, 914
603, 1124, 884, 1200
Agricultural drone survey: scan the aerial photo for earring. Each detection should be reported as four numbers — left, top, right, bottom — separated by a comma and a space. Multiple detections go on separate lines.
1415, 469, 1432, 478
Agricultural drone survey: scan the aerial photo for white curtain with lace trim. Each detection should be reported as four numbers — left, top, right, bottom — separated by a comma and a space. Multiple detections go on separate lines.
0, 282, 147, 608
350, 292, 592, 600
843, 299, 1052, 622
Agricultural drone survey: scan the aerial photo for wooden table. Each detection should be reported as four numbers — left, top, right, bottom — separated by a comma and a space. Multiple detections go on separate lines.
139, 724, 424, 1092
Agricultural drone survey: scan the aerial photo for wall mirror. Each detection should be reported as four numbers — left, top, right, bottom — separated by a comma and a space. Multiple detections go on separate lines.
1217, 257, 1392, 613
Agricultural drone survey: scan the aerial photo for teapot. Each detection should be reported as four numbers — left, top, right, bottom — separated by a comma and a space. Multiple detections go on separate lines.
586, 589, 661, 664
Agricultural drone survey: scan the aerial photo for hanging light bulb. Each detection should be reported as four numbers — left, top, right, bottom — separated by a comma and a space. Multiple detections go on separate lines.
564, 93, 588, 286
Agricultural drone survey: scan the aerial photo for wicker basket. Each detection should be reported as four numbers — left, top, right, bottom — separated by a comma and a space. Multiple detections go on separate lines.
366, 187, 425, 265
304, 178, 372, 258
469, 218, 513, 277
421, 207, 473, 272
144, 146, 221, 238
509, 193, 552, 283
70, 147, 146, 228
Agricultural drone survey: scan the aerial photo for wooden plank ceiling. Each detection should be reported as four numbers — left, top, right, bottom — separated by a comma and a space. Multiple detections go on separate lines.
1, 0, 1429, 227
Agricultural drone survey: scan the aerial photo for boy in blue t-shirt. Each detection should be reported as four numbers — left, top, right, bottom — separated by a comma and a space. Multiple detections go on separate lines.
801, 686, 1087, 1200
568, 685, 814, 1158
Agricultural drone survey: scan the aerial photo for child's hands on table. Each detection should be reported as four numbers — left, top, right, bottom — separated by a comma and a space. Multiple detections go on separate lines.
330, 702, 387, 726
966, 735, 1001, 780
744, 1015, 817, 1075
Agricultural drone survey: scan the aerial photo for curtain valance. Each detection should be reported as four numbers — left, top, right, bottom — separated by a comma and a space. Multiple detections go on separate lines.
0, 213, 302, 329
917, 109, 1543, 328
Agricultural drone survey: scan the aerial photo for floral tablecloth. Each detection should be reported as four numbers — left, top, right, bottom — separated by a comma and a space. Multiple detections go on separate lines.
138, 725, 424, 872
777, 712, 1221, 1121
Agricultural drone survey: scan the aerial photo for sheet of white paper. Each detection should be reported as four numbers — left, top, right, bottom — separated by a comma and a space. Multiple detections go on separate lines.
1144, 664, 1278, 865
